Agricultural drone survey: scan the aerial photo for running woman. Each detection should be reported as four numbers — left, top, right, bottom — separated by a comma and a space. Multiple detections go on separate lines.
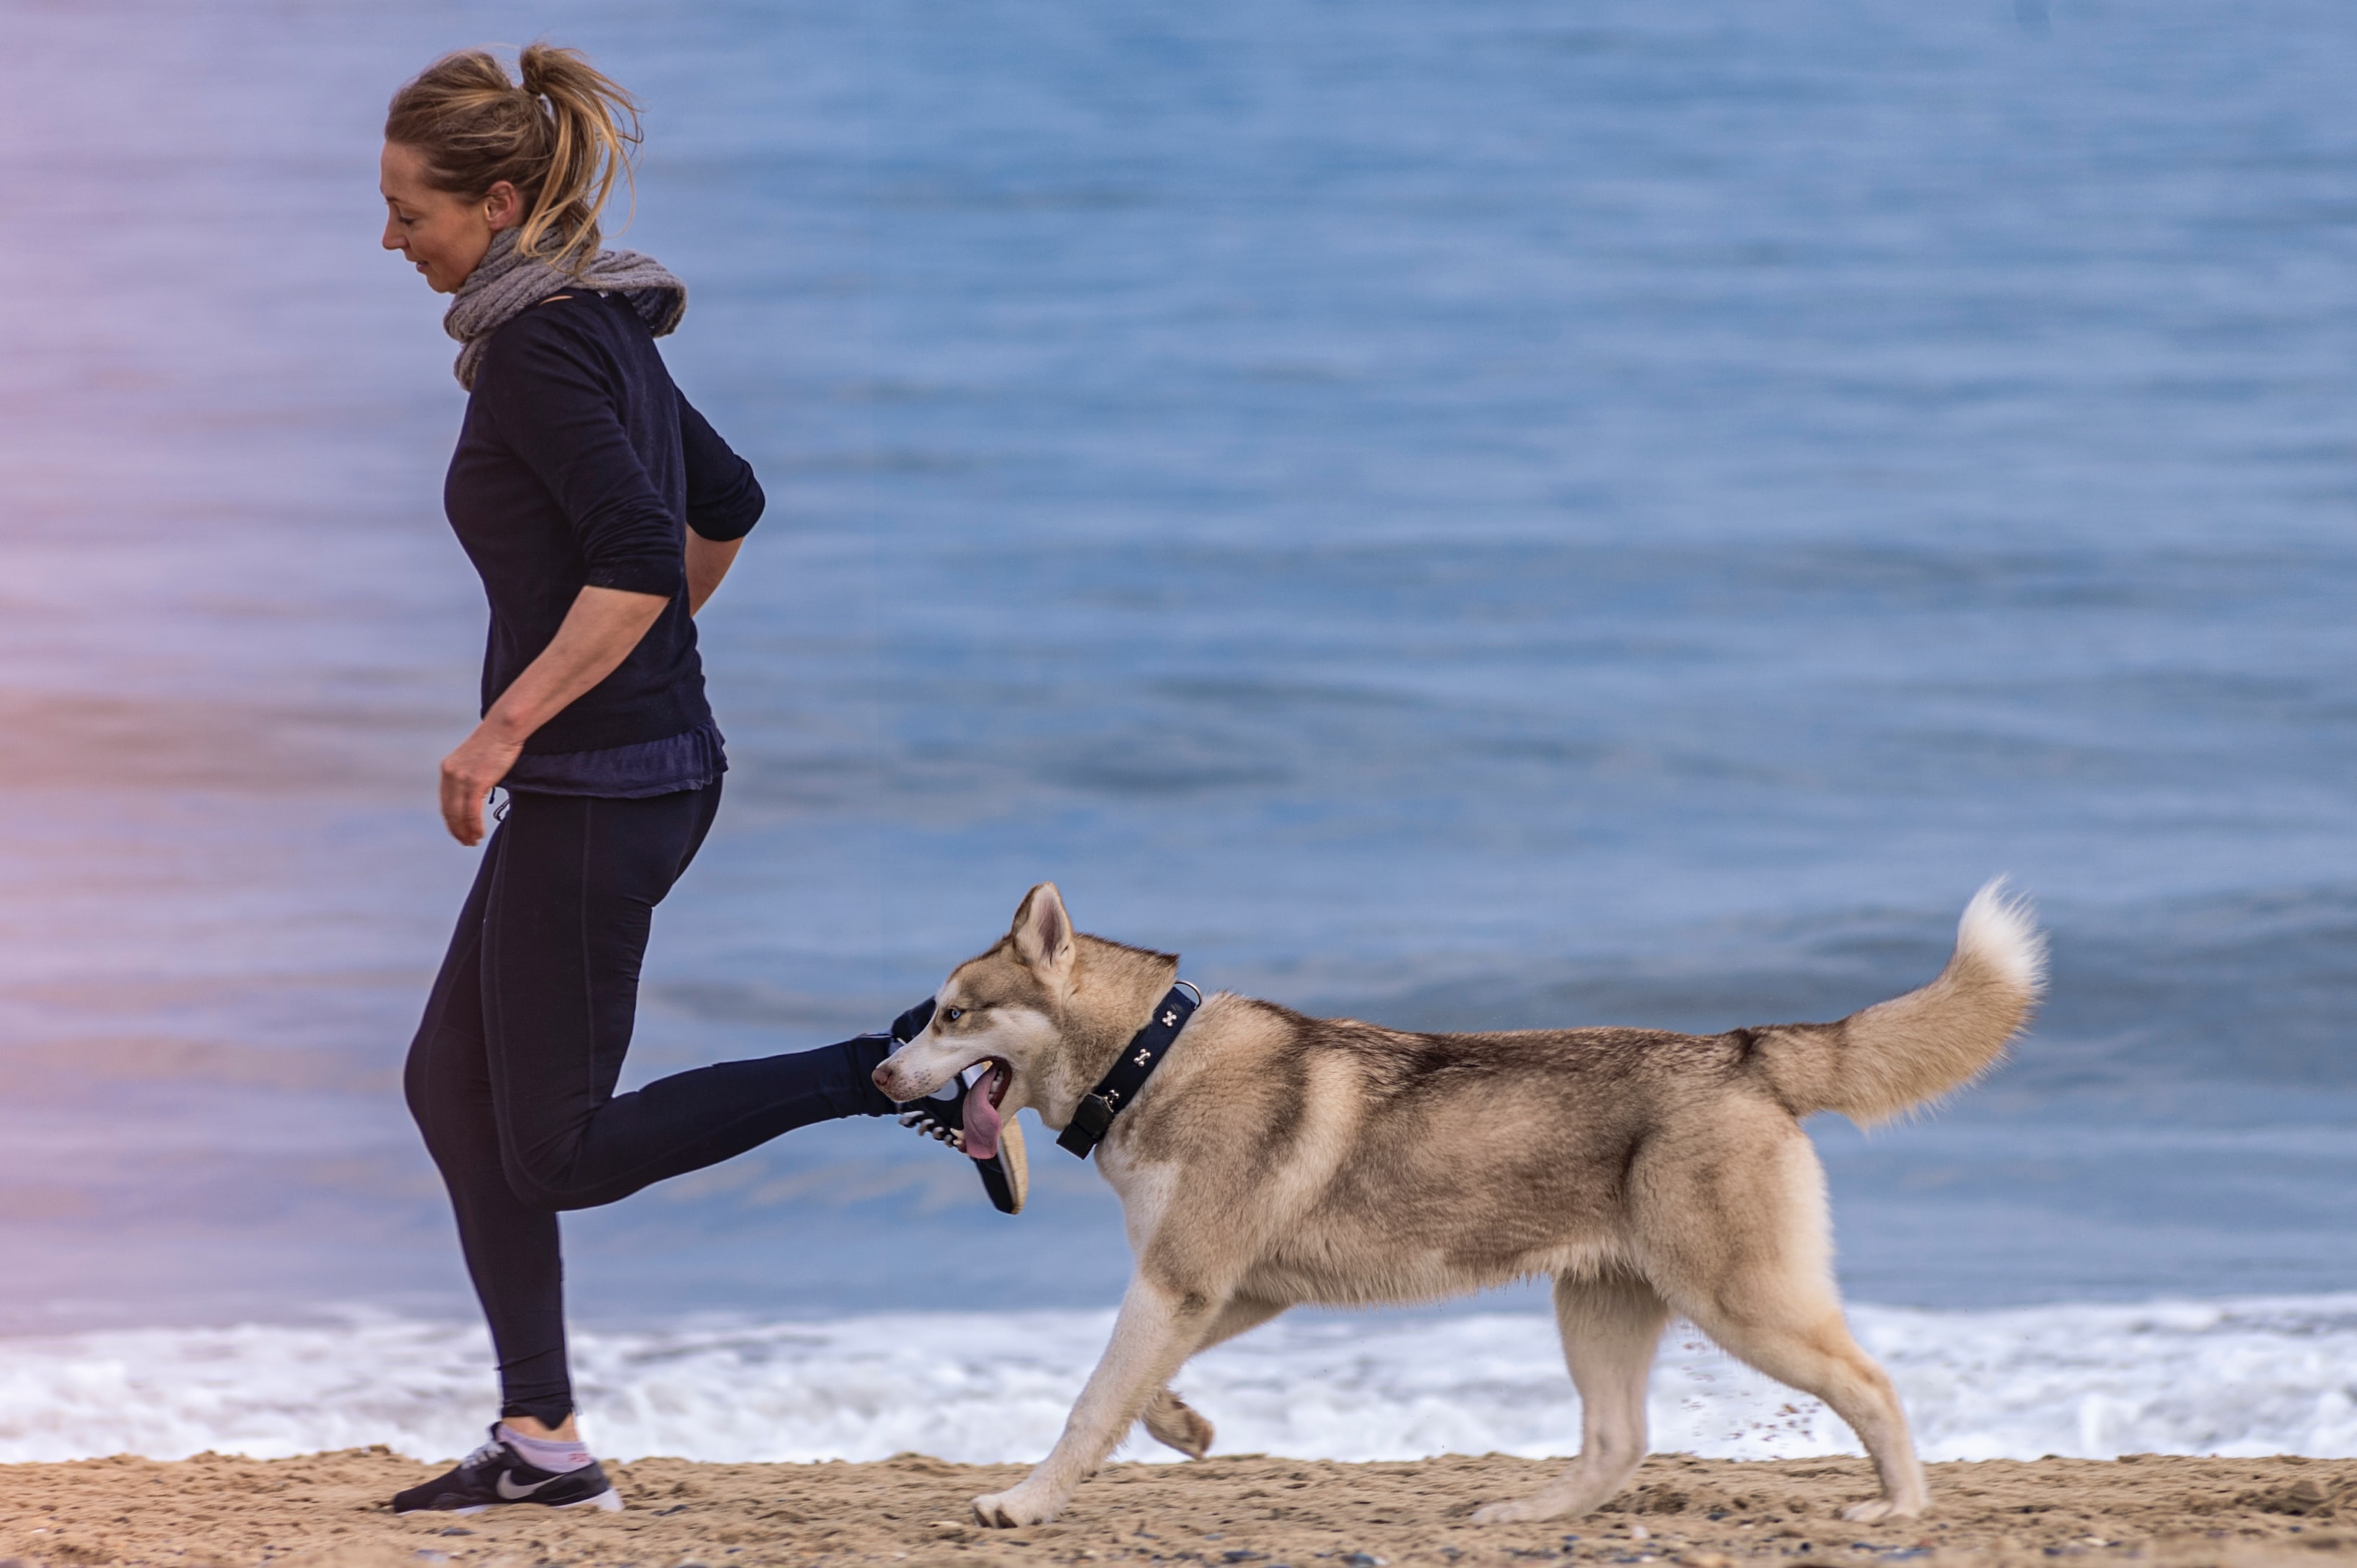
379, 43, 1024, 1515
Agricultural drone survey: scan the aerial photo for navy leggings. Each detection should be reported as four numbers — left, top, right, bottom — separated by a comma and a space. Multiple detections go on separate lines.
403, 782, 897, 1424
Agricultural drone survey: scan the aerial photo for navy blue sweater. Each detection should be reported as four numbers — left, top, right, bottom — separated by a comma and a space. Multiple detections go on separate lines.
445, 290, 763, 755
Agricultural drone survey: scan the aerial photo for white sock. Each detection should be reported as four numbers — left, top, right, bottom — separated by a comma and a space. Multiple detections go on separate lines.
496, 1423, 594, 1473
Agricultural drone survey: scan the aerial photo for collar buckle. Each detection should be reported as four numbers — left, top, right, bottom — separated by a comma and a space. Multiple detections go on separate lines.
1061, 1093, 1115, 1153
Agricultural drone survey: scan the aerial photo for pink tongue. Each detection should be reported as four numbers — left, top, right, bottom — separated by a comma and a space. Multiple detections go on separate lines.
962, 1070, 1002, 1160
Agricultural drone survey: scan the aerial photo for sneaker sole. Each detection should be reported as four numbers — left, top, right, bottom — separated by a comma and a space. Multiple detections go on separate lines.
449, 1489, 623, 1515
991, 1119, 1028, 1215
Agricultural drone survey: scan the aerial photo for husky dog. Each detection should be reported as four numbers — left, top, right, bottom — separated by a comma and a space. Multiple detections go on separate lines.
874, 881, 2042, 1529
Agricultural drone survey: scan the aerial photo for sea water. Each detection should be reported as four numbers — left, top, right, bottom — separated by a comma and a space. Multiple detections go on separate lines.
4, 1300, 2355, 1466
2, 0, 2356, 1460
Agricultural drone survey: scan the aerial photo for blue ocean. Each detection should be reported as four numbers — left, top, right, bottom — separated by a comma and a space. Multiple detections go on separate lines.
1, 0, 2353, 1462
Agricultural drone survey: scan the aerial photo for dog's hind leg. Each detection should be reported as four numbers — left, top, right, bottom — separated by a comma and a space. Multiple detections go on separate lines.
1473, 1271, 1669, 1523
1646, 1128, 1928, 1521
1143, 1295, 1289, 1459
1675, 1286, 1923, 1521
973, 1274, 1221, 1528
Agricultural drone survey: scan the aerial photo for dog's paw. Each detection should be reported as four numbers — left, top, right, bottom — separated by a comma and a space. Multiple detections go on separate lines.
1472, 1497, 1558, 1525
1144, 1390, 1214, 1460
1840, 1497, 1924, 1524
973, 1486, 1061, 1528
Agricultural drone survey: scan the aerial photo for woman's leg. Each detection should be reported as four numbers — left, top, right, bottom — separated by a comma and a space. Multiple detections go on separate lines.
408, 780, 897, 1430
478, 780, 900, 1214
403, 828, 574, 1427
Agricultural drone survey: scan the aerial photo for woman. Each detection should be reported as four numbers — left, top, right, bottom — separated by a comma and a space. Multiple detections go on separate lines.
380, 43, 1024, 1515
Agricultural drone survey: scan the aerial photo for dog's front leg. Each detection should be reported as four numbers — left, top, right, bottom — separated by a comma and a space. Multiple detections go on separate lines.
973, 1275, 1213, 1528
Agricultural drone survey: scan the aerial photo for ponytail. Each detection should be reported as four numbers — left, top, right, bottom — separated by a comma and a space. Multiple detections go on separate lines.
385, 43, 640, 271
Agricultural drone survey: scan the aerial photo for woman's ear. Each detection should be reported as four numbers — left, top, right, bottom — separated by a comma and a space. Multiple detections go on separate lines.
483, 180, 523, 232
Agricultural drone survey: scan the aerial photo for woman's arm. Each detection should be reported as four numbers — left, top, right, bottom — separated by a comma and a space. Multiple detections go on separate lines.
438, 584, 668, 846
686, 532, 742, 615
679, 395, 762, 617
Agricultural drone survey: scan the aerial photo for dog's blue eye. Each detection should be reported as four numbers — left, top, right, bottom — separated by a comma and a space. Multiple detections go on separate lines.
943, 1007, 965, 1023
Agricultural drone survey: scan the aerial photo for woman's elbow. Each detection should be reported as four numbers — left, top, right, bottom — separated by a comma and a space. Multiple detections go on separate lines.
581, 560, 686, 603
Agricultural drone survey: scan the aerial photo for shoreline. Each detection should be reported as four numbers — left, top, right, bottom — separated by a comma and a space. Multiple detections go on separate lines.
1, 1453, 2350, 1568
9, 1297, 2357, 1471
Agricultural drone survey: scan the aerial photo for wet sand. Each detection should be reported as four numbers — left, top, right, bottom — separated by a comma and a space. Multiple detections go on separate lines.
1, 1453, 2351, 1568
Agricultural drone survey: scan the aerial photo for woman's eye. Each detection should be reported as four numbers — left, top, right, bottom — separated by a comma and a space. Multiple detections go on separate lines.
943, 1008, 965, 1023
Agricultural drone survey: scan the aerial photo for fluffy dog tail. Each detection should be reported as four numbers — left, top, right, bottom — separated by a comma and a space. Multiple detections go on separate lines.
1749, 880, 2046, 1125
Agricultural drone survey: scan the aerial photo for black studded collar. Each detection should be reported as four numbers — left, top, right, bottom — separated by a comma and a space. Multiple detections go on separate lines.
1054, 981, 1201, 1158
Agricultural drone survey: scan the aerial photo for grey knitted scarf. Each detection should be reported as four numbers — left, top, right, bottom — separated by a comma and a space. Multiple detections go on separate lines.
444, 229, 688, 389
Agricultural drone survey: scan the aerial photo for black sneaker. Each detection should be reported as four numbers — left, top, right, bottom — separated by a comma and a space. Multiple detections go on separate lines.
886, 999, 1028, 1216
391, 1426, 623, 1515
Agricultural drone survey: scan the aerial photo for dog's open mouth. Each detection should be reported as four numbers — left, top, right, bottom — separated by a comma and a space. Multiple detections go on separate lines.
960, 1059, 1011, 1161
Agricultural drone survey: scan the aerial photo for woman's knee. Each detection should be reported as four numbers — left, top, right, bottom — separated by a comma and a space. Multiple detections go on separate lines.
403, 1026, 458, 1145
498, 1143, 597, 1212
405, 1021, 507, 1174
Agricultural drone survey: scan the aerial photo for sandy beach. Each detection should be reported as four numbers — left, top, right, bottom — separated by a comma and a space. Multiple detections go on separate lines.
1, 1453, 2349, 1568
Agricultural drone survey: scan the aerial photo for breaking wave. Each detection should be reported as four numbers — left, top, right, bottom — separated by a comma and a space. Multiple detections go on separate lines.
3, 1295, 2354, 1466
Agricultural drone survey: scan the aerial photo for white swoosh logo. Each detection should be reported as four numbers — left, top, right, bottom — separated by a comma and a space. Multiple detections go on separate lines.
496, 1471, 567, 1500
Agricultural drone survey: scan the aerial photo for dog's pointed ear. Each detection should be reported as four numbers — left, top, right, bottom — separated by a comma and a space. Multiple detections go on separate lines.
1011, 882, 1074, 978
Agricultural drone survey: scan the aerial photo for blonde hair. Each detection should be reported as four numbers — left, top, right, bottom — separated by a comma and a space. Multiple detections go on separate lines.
385, 43, 640, 270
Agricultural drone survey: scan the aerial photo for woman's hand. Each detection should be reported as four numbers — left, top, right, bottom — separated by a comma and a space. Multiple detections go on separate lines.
434, 584, 669, 846
440, 721, 526, 846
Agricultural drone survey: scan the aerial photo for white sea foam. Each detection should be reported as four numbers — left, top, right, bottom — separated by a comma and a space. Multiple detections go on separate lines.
1, 1296, 2353, 1467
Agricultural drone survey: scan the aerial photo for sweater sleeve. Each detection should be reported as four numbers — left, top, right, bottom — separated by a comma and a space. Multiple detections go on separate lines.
473, 311, 686, 599
679, 395, 766, 542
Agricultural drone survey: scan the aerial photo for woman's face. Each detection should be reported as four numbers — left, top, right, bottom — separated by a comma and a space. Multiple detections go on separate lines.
380, 142, 519, 294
